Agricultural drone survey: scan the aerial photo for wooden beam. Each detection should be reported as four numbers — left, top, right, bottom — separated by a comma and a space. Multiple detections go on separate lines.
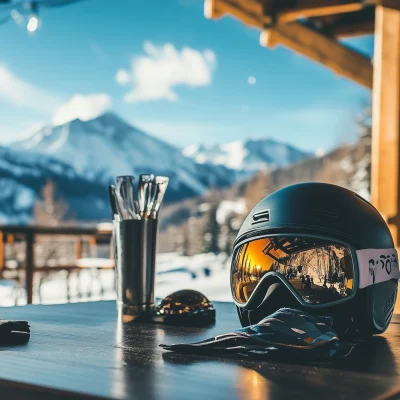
260, 22, 373, 88
365, 0, 400, 11
371, 5, 400, 246
329, 9, 375, 37
310, 8, 375, 38
205, 0, 368, 25
205, 0, 373, 86
276, 0, 365, 22
204, 0, 224, 19
204, 0, 271, 28
333, 19, 374, 37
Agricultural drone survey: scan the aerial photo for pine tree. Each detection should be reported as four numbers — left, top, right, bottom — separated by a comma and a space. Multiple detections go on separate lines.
243, 171, 270, 211
224, 213, 238, 257
182, 223, 191, 256
33, 180, 68, 226
203, 203, 220, 254
354, 105, 372, 195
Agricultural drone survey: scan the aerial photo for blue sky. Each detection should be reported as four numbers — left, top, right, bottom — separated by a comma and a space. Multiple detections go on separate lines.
0, 0, 372, 152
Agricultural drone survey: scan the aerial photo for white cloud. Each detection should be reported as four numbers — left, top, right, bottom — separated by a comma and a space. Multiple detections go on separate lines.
0, 64, 60, 113
116, 42, 216, 103
52, 93, 112, 125
115, 69, 131, 85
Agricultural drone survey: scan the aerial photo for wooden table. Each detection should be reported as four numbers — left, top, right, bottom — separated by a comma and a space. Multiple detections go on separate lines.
0, 301, 399, 399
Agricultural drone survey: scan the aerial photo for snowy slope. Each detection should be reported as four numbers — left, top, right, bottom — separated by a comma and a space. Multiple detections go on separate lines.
0, 146, 108, 223
13, 112, 237, 200
183, 138, 311, 173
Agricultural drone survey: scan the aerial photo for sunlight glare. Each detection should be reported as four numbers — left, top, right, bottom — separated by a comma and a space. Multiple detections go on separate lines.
27, 16, 39, 32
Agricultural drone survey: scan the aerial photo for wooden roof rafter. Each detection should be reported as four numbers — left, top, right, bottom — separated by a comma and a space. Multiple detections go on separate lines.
205, 0, 374, 88
309, 7, 376, 38
260, 21, 372, 88
205, 0, 374, 26
271, 0, 366, 22
365, 0, 400, 10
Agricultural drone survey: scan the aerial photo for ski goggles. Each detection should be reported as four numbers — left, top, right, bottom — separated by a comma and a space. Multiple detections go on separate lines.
231, 235, 400, 309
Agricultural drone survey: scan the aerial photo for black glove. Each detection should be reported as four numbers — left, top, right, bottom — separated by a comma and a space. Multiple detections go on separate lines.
0, 321, 30, 345
161, 308, 354, 362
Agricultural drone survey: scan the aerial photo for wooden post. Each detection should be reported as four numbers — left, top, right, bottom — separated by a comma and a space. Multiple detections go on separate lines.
75, 238, 82, 261
371, 4, 400, 243
26, 232, 35, 304
89, 236, 97, 258
370, 4, 400, 311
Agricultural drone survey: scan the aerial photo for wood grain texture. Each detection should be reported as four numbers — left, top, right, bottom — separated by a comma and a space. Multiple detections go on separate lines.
370, 5, 400, 314
0, 301, 399, 399
204, 0, 269, 28
260, 21, 373, 89
276, 0, 364, 22
371, 5, 400, 245
205, 1, 373, 88
328, 9, 375, 37
367, 0, 400, 11
206, 0, 368, 24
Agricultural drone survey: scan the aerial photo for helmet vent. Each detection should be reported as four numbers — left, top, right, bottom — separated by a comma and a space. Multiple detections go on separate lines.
252, 210, 270, 224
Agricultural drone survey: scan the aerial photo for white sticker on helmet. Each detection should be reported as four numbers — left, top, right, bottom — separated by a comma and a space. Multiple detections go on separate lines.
357, 248, 400, 289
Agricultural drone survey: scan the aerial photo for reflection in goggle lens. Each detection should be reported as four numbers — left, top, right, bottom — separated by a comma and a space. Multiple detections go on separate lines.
232, 237, 354, 305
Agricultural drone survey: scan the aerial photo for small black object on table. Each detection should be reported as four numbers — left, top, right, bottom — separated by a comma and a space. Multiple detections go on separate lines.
0, 301, 398, 399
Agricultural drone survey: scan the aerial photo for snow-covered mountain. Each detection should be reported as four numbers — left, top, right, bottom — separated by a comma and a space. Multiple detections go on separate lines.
12, 112, 237, 202
183, 139, 311, 174
4, 112, 312, 223
0, 146, 107, 223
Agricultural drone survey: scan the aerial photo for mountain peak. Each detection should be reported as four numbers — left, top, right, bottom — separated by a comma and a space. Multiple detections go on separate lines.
9, 110, 237, 203
92, 111, 131, 127
183, 138, 311, 172
62, 111, 133, 132
50, 111, 133, 133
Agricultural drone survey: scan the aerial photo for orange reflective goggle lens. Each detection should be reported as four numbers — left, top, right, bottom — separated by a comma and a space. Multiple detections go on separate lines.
231, 236, 354, 306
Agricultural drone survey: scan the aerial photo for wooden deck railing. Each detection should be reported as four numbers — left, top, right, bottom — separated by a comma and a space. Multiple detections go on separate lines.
0, 224, 112, 304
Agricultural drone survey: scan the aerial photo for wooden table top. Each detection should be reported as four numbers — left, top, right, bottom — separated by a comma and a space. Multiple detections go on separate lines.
0, 301, 399, 400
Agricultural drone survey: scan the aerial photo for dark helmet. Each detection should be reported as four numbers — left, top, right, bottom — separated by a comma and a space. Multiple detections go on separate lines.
231, 182, 399, 337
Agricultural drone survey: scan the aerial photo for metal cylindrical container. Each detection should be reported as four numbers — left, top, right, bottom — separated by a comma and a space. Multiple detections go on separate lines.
114, 219, 158, 321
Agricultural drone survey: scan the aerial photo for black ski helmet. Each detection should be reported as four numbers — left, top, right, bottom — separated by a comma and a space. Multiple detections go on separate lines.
232, 182, 398, 336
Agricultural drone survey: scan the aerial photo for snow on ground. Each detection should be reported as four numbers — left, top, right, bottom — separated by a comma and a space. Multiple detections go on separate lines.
216, 199, 246, 224
156, 252, 232, 301
0, 252, 233, 306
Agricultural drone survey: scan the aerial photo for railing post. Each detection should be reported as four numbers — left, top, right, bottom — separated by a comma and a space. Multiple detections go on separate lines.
0, 231, 4, 273
26, 232, 35, 304
75, 238, 82, 261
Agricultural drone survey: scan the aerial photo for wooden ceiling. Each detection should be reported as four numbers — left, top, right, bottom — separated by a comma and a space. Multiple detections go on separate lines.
204, 0, 400, 88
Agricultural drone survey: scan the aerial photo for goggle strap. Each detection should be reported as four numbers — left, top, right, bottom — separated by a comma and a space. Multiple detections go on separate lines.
356, 248, 400, 289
